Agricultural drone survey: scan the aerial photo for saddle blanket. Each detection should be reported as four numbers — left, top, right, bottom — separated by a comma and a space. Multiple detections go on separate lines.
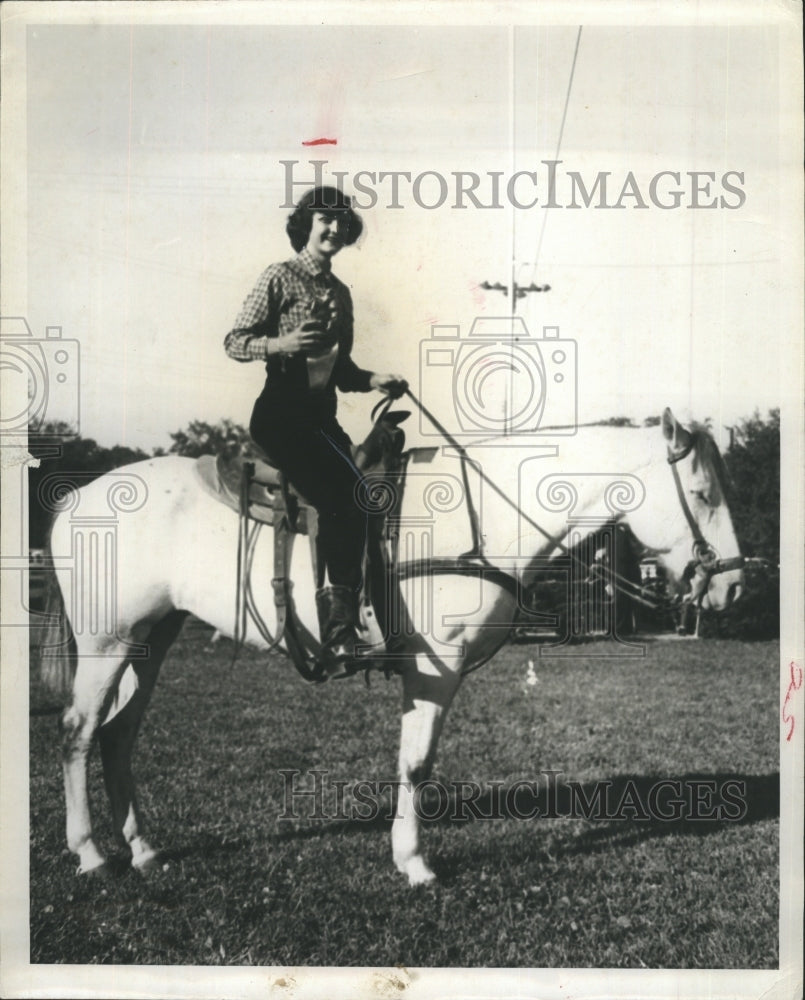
194, 453, 310, 531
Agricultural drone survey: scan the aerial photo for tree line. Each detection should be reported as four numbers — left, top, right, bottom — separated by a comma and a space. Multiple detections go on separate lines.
28, 419, 256, 548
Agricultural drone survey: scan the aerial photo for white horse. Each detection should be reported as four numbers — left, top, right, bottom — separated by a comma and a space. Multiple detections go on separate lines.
39, 407, 743, 886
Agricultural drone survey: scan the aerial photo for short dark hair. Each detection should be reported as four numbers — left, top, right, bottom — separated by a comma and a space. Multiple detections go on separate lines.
286, 186, 364, 252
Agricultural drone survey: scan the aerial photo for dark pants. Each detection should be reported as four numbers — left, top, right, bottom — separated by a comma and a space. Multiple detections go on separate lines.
250, 391, 366, 592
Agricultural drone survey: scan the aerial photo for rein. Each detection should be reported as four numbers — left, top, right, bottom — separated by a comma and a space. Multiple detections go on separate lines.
400, 388, 740, 618
401, 388, 568, 557
400, 389, 654, 604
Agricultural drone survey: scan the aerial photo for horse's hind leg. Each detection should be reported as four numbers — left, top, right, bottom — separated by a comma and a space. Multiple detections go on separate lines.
61, 639, 133, 875
393, 655, 462, 886
97, 612, 187, 872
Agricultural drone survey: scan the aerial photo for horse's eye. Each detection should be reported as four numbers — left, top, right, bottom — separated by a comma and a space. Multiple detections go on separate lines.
691, 489, 711, 506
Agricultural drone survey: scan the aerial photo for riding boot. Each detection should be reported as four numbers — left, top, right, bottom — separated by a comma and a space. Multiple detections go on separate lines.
315, 585, 360, 680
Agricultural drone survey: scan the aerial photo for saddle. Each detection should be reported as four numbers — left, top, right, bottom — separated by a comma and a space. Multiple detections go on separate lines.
195, 451, 311, 532
193, 409, 410, 682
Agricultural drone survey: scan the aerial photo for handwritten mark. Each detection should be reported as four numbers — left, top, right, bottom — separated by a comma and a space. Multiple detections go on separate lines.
154, 237, 181, 251
302, 137, 337, 146
381, 69, 432, 84
782, 660, 802, 742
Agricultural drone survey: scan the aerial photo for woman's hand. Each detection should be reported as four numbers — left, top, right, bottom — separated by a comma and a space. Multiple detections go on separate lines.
370, 373, 409, 398
276, 319, 331, 357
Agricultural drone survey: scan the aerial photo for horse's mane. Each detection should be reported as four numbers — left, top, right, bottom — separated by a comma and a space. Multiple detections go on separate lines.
403, 421, 733, 504
688, 422, 732, 500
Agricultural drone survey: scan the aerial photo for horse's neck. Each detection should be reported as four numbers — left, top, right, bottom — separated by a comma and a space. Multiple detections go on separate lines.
532, 426, 666, 555
548, 426, 661, 476
400, 428, 663, 567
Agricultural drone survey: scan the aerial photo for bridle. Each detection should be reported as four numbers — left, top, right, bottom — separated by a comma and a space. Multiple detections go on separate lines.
666, 437, 744, 605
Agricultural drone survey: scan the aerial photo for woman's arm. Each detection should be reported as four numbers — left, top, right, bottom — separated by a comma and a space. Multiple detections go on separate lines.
224, 267, 280, 362
226, 265, 333, 362
369, 372, 408, 397
332, 285, 407, 396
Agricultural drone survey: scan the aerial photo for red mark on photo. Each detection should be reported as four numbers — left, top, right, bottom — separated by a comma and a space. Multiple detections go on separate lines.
469, 281, 487, 309
782, 660, 802, 742
302, 138, 338, 146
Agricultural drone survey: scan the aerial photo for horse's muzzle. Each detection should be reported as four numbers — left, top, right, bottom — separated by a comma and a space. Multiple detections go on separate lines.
702, 567, 745, 612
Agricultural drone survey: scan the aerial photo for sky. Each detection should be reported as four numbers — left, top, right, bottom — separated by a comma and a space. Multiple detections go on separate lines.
8, 13, 802, 453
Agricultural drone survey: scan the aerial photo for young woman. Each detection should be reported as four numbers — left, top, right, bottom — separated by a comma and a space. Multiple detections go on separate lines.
224, 187, 406, 678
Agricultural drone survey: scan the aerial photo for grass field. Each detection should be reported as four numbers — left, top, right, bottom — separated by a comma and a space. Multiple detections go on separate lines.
29, 627, 779, 968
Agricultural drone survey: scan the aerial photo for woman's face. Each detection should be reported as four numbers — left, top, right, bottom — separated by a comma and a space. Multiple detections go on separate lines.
306, 211, 348, 261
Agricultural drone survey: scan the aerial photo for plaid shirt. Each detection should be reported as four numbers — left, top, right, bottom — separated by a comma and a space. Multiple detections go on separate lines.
224, 248, 372, 394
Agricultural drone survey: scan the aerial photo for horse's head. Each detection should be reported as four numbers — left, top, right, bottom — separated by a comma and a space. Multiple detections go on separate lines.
631, 408, 744, 613
353, 410, 410, 473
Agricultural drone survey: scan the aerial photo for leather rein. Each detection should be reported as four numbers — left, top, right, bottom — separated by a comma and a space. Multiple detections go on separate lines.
397, 389, 742, 614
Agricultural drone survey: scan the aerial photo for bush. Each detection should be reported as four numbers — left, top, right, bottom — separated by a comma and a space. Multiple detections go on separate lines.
723, 410, 779, 565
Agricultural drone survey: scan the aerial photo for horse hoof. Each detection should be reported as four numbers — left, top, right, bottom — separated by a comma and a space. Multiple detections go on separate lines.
132, 851, 163, 876
402, 858, 437, 887
78, 860, 114, 880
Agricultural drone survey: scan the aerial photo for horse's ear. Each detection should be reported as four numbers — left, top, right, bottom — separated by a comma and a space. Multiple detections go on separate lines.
662, 407, 692, 453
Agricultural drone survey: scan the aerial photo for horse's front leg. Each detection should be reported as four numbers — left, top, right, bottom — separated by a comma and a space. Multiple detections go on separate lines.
393, 653, 462, 886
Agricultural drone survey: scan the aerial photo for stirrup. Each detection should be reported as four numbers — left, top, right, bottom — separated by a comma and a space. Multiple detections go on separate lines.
312, 641, 361, 682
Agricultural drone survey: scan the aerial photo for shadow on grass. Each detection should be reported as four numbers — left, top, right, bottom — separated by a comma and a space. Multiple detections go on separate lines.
549, 772, 778, 856
78, 833, 250, 881
158, 832, 250, 864
271, 771, 779, 855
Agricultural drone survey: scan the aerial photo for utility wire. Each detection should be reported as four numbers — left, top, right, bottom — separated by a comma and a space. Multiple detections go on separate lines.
531, 25, 583, 283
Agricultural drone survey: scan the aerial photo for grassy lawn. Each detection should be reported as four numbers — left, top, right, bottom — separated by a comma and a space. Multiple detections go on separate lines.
29, 628, 779, 967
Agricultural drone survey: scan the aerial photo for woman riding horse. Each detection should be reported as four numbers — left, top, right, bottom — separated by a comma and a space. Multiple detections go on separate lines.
224, 186, 406, 679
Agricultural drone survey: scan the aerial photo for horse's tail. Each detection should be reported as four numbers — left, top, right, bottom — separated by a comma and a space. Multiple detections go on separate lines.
38, 547, 77, 703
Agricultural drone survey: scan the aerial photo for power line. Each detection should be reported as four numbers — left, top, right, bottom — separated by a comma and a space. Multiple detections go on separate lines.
531, 25, 583, 283
482, 26, 584, 303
